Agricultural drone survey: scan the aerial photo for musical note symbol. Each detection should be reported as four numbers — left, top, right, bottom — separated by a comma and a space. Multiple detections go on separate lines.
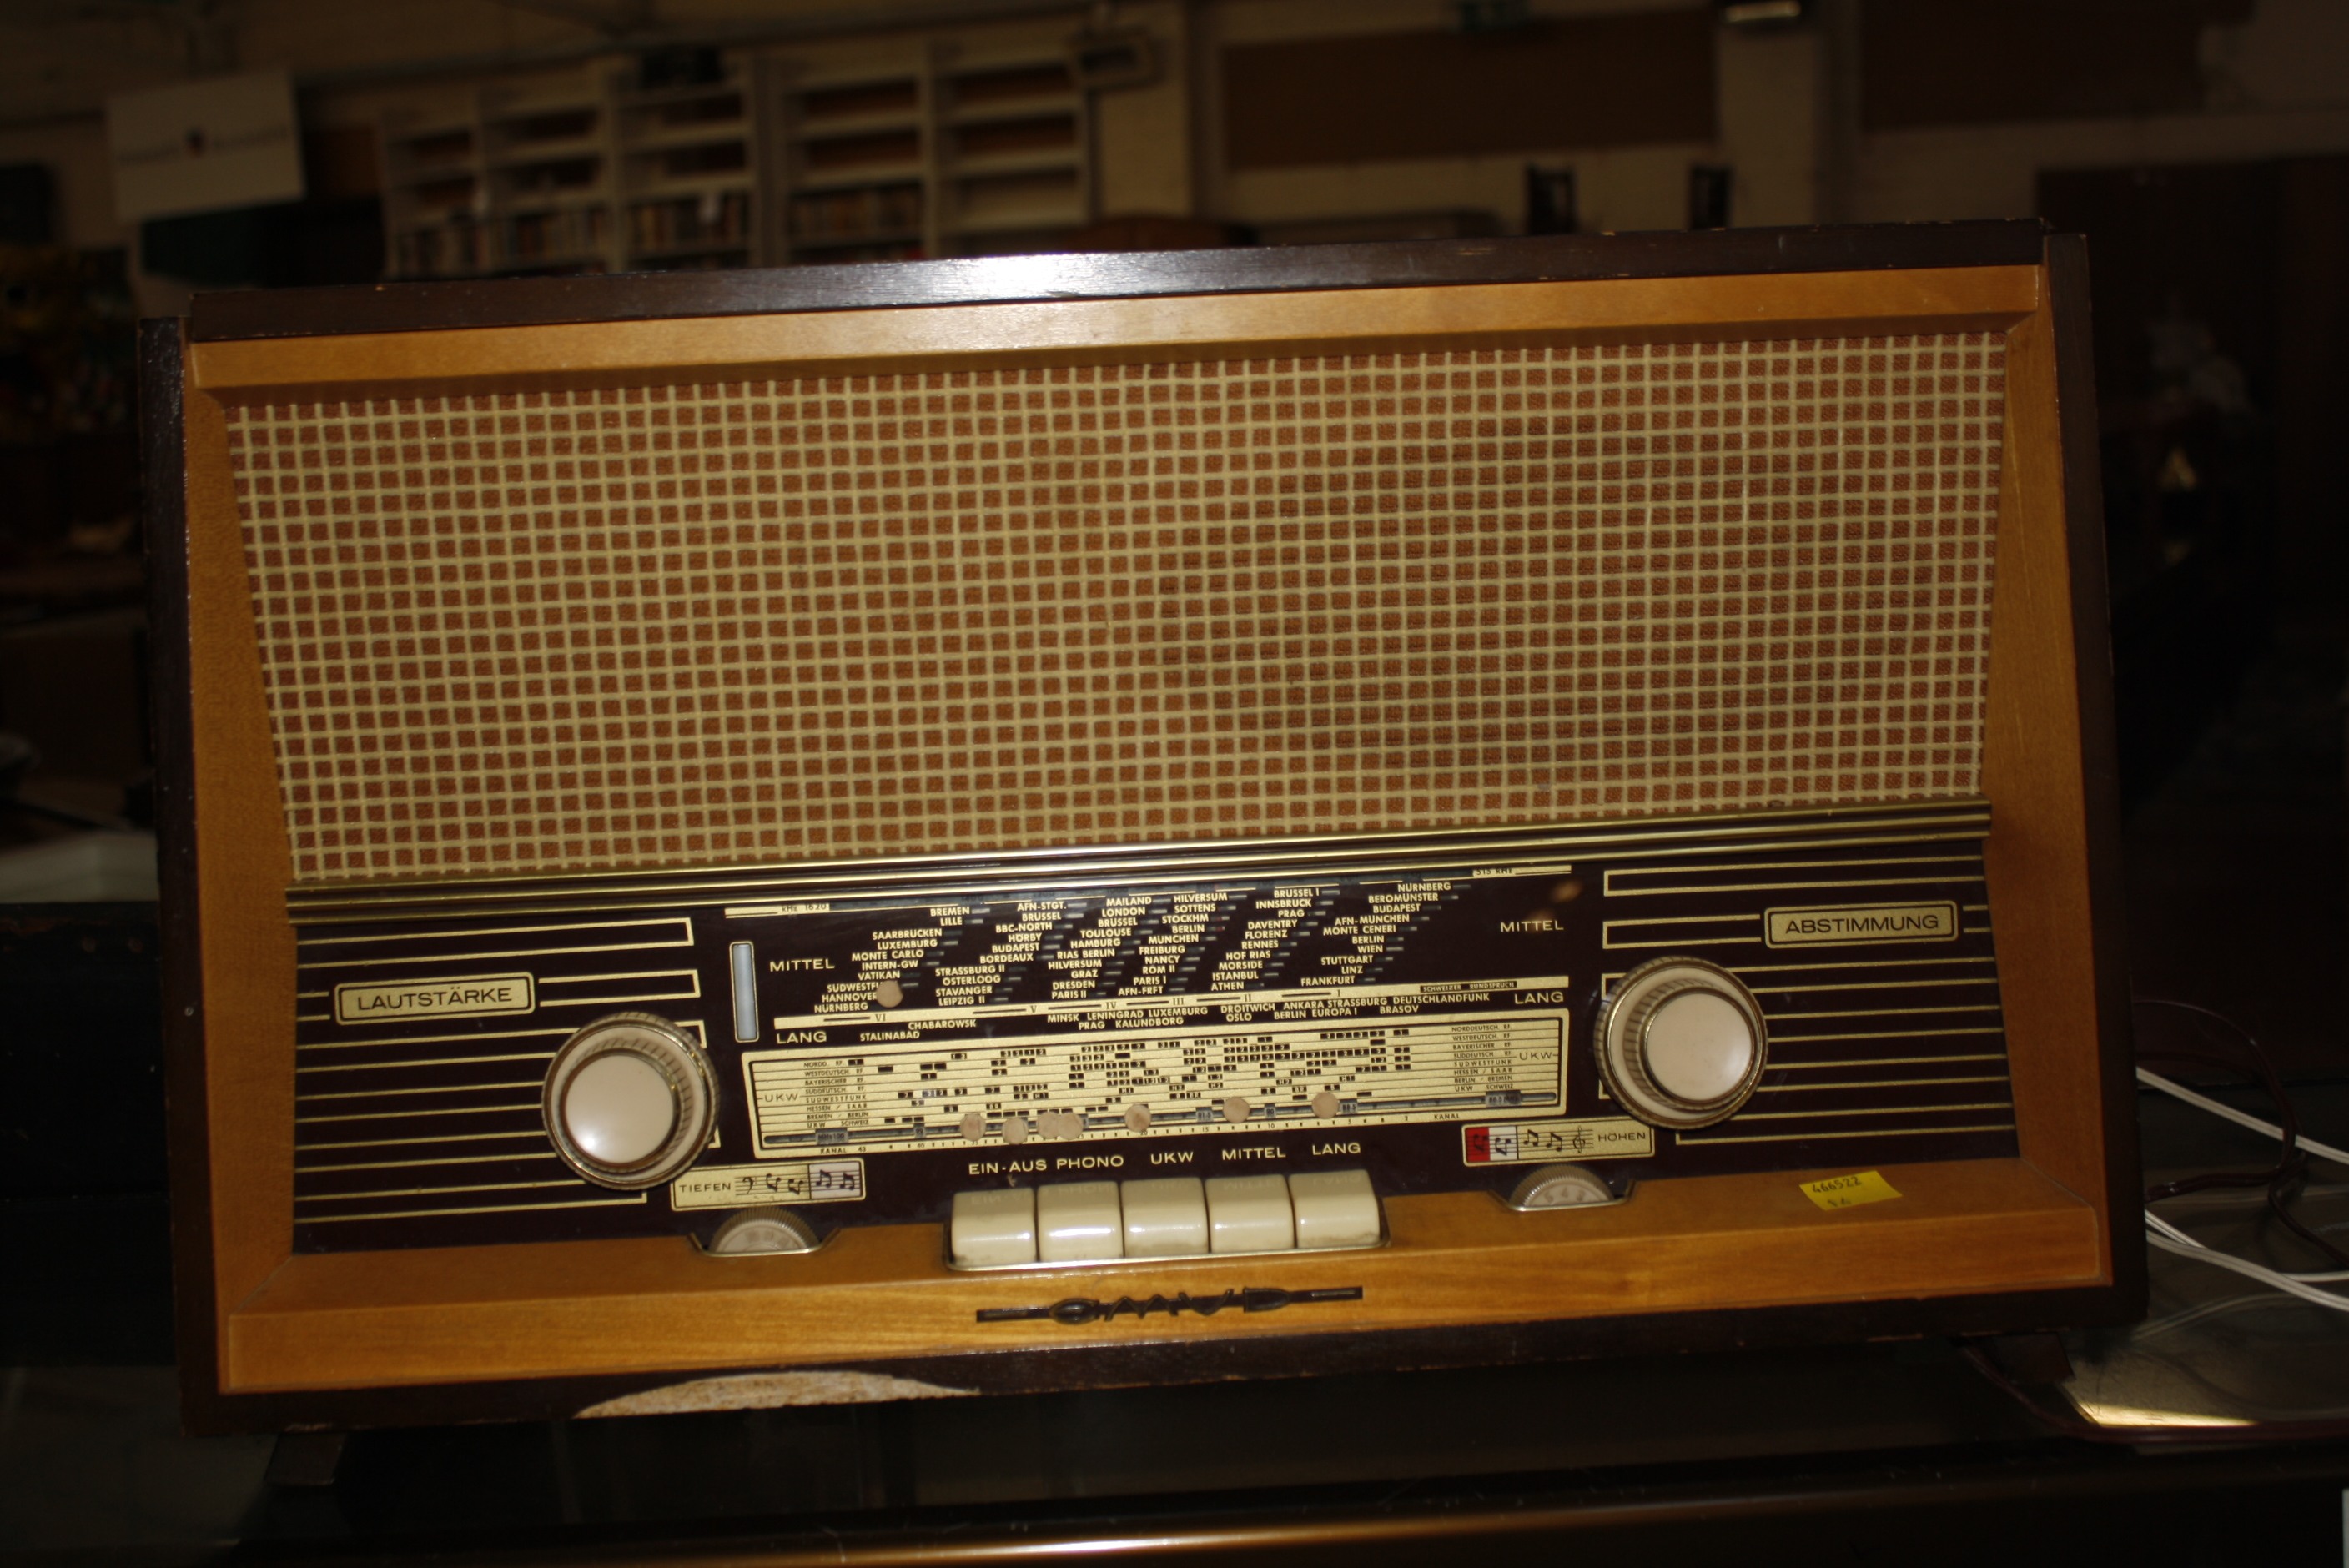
810, 1162, 864, 1197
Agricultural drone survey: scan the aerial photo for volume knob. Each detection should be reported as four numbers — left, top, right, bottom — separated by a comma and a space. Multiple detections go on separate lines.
1597, 958, 1768, 1130
543, 1012, 715, 1189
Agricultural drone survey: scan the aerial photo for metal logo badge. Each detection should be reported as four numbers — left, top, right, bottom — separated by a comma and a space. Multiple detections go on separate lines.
977, 1285, 1363, 1325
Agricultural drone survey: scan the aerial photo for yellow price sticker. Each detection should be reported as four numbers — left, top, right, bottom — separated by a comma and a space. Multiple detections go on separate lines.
1799, 1170, 1903, 1212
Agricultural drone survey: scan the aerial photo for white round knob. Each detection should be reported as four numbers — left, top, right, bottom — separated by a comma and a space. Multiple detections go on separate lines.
1645, 991, 1755, 1103
564, 1053, 677, 1167
1597, 958, 1768, 1129
542, 1013, 715, 1189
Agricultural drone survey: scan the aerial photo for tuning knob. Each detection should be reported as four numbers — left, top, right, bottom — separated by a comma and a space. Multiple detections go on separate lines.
542, 1013, 715, 1189
1597, 957, 1768, 1129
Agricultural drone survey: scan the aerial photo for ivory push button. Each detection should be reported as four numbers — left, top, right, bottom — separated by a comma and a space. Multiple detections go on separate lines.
1287, 1169, 1381, 1249
949, 1188, 1038, 1268
1120, 1177, 1210, 1258
1205, 1173, 1294, 1254
1037, 1181, 1124, 1263
952, 1174, 1388, 1267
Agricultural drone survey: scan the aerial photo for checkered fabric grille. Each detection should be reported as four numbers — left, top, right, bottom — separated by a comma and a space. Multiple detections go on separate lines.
225, 332, 2006, 883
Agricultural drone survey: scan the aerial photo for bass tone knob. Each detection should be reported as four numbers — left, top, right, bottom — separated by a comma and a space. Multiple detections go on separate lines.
707, 1207, 821, 1256
542, 1012, 716, 1189
1596, 957, 1768, 1130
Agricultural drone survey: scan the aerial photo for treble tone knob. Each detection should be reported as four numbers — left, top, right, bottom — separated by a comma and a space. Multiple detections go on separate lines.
542, 1012, 716, 1189
1596, 957, 1768, 1130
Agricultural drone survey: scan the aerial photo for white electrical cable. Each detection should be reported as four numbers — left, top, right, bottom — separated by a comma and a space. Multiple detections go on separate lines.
2145, 1210, 2349, 1281
2144, 1214, 2349, 1308
2135, 1066, 2349, 1169
2137, 1060, 2349, 1301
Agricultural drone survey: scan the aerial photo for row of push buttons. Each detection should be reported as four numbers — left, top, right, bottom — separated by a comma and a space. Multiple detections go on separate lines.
949, 1170, 1382, 1268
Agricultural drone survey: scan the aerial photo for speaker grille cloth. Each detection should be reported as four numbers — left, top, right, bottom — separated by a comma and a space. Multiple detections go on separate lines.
225, 333, 2005, 884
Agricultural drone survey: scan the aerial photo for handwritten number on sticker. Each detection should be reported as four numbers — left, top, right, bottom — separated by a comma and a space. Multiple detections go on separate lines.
1799, 1170, 1903, 1211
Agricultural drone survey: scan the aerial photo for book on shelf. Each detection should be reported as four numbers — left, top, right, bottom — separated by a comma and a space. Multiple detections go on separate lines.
792, 240, 924, 264
628, 190, 750, 252
789, 183, 922, 243
506, 206, 610, 261
395, 219, 490, 278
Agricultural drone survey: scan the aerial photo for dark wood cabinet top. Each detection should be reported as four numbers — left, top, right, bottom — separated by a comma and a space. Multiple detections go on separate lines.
187, 220, 2052, 342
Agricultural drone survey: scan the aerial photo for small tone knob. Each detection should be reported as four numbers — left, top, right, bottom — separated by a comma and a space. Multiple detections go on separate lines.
1597, 957, 1768, 1130
542, 1012, 715, 1189
1507, 1163, 1620, 1210
707, 1207, 821, 1256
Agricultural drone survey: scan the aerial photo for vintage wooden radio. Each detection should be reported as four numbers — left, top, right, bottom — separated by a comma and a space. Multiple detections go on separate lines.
148, 221, 2140, 1430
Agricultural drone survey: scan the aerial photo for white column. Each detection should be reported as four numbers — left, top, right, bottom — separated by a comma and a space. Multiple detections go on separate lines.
1715, 15, 1828, 227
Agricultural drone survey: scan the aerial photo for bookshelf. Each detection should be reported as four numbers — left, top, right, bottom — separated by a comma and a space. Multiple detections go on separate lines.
933, 56, 1088, 259
779, 68, 929, 264
376, 39, 1094, 278
482, 93, 614, 274
380, 113, 488, 279
382, 88, 616, 280
775, 49, 1090, 265
614, 62, 764, 272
